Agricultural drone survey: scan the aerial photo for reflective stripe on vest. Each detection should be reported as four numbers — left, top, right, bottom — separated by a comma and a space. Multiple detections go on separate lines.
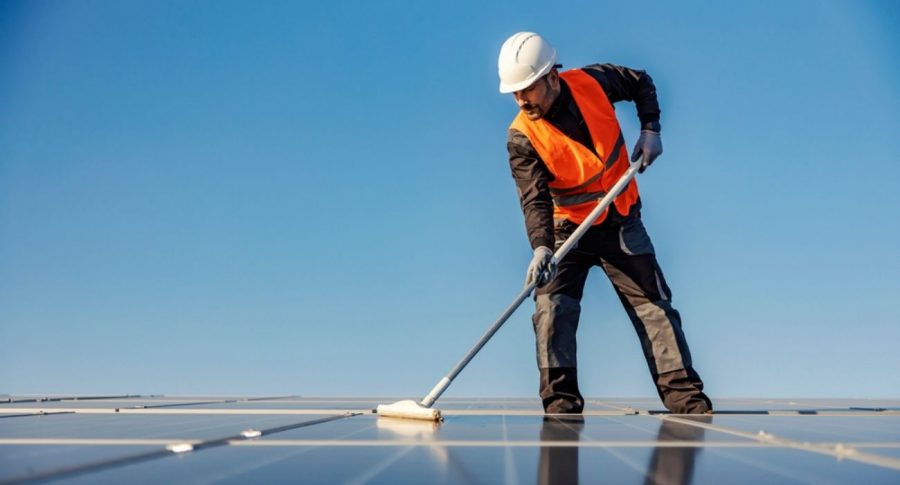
554, 189, 608, 207
509, 69, 639, 225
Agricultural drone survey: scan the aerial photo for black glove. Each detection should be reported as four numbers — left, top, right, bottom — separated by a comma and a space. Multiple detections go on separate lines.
632, 130, 663, 173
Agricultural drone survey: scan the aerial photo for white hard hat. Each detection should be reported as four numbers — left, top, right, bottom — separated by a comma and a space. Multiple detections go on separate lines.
497, 32, 558, 94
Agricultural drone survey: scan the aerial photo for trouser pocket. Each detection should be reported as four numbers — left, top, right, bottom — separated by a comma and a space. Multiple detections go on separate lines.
553, 219, 578, 252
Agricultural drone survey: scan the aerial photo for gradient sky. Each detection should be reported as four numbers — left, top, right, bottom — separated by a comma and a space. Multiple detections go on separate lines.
2, 1, 899, 401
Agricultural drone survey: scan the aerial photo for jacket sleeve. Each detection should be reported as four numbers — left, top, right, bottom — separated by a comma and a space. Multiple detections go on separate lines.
508, 128, 555, 250
582, 63, 661, 132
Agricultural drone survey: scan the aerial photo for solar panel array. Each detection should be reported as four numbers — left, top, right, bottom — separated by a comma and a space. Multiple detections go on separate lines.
2, 396, 899, 483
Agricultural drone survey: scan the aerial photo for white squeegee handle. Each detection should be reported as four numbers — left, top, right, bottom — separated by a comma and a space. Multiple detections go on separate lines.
419, 160, 642, 408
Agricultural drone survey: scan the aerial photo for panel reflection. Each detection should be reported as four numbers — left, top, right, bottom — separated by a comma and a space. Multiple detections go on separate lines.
537, 416, 709, 485
539, 416, 584, 484
644, 417, 708, 485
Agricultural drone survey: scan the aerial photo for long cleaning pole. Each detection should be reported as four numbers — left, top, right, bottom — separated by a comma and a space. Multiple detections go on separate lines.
419, 160, 642, 408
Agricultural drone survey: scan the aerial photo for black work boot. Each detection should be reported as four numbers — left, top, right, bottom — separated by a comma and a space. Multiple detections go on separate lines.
656, 367, 712, 414
540, 367, 585, 414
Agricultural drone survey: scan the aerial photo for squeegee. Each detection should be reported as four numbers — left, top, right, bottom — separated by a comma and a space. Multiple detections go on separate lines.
377, 160, 643, 421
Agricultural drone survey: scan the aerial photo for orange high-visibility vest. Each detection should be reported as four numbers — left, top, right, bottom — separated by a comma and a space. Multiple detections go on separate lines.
510, 69, 639, 226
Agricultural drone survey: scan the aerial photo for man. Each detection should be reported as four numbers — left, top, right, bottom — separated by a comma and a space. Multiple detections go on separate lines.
499, 32, 711, 414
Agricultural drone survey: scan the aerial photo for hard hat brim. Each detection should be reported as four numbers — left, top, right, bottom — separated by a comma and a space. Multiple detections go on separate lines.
499, 78, 537, 94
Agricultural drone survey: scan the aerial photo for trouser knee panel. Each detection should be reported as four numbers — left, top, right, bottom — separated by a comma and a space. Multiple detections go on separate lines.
630, 300, 692, 375
533, 293, 581, 368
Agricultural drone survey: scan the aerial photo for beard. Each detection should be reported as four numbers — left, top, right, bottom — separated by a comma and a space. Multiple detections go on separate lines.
522, 104, 544, 120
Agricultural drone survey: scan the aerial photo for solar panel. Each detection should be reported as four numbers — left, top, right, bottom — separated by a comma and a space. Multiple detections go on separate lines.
2, 396, 899, 483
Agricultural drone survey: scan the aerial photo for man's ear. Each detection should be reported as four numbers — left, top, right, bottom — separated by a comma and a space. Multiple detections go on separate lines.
547, 68, 560, 89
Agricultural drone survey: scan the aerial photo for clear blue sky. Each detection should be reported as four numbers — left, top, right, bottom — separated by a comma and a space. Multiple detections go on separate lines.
2, 1, 898, 401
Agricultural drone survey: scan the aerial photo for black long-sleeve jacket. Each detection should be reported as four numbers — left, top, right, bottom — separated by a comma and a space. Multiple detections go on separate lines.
507, 63, 661, 250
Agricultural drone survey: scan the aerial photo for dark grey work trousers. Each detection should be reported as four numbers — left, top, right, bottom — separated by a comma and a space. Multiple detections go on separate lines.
533, 213, 711, 414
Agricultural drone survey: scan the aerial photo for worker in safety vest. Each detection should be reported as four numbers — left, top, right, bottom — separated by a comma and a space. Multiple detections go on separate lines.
499, 32, 711, 414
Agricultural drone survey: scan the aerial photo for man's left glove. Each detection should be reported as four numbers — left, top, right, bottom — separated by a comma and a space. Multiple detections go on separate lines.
525, 246, 558, 289
632, 130, 663, 173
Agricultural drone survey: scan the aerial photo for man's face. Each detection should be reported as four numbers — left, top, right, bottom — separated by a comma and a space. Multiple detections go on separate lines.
513, 71, 559, 121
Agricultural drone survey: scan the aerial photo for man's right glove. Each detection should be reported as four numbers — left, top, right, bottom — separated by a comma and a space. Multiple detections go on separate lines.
525, 246, 558, 289
632, 129, 663, 173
